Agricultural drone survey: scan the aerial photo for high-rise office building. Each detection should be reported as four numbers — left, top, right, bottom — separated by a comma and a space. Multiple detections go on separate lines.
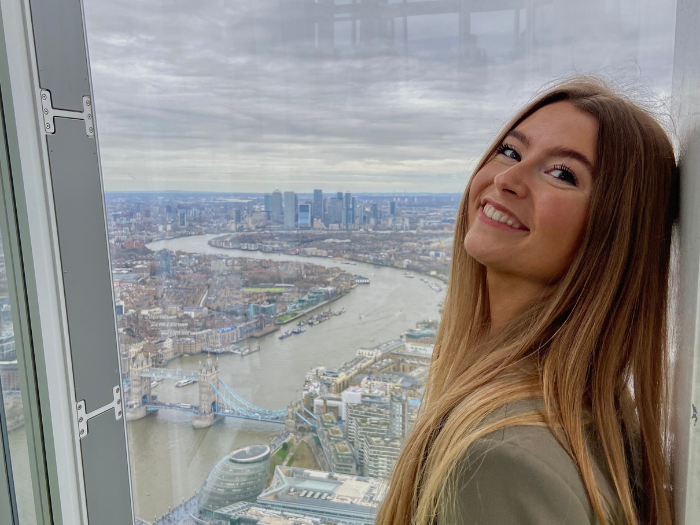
328, 197, 342, 225
313, 189, 323, 221
159, 250, 171, 276
390, 201, 396, 216
283, 191, 297, 229
355, 202, 363, 225
271, 189, 283, 223
343, 193, 354, 226
298, 203, 312, 229
264, 194, 272, 214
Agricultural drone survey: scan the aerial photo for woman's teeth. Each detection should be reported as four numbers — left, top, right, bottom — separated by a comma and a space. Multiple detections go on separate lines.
483, 204, 522, 229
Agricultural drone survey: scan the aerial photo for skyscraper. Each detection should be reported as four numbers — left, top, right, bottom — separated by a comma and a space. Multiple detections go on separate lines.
159, 250, 171, 276
264, 194, 272, 214
390, 201, 396, 216
343, 192, 354, 227
284, 191, 297, 229
313, 189, 323, 222
271, 189, 283, 223
298, 203, 311, 229
328, 197, 342, 225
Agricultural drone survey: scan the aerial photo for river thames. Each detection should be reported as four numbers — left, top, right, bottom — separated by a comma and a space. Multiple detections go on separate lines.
126, 234, 443, 520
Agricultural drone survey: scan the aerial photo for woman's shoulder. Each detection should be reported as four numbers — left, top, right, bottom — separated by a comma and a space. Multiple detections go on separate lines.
442, 399, 622, 525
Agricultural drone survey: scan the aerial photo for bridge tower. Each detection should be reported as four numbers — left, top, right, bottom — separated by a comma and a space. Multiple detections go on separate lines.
193, 356, 219, 428
126, 352, 152, 421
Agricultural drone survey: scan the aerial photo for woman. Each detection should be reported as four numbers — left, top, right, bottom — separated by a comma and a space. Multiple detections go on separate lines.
376, 77, 678, 525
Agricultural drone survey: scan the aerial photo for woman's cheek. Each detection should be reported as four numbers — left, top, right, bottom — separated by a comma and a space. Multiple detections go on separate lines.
540, 198, 589, 263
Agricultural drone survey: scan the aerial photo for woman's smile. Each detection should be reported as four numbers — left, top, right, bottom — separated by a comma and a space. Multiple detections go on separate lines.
478, 201, 529, 232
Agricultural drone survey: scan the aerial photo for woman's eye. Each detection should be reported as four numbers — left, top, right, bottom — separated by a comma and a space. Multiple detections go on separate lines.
549, 165, 578, 186
497, 144, 520, 161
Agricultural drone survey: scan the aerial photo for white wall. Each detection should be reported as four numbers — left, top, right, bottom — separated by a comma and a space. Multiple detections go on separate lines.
672, 1, 700, 522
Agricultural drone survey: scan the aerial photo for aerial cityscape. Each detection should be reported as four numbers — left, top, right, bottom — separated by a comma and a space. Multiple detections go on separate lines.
3, 189, 457, 524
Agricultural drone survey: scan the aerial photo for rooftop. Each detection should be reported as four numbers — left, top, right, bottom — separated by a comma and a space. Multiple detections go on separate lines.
214, 503, 321, 524
230, 444, 271, 463
258, 467, 386, 513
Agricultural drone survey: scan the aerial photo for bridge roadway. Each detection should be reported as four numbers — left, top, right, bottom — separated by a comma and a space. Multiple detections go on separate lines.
146, 401, 198, 413
145, 401, 286, 424
140, 368, 199, 381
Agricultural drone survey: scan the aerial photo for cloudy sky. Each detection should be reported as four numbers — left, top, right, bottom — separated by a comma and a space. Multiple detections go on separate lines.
82, 0, 676, 194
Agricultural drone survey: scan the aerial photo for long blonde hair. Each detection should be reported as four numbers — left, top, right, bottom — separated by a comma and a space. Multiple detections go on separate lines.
375, 76, 678, 525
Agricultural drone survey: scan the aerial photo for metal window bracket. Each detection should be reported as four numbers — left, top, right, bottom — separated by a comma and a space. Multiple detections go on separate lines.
76, 385, 122, 439
40, 89, 94, 137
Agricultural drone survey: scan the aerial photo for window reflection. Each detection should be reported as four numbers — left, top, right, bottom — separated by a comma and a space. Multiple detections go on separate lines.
82, 0, 675, 522
0, 231, 37, 524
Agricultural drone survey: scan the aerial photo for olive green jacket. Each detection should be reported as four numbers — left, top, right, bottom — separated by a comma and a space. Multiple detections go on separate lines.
440, 399, 624, 525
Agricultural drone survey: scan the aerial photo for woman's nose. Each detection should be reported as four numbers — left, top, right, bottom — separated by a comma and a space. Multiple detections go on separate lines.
493, 163, 530, 197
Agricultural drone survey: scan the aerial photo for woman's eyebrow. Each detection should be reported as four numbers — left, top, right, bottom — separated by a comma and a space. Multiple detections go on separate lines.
505, 129, 531, 147
547, 146, 594, 172
504, 129, 594, 172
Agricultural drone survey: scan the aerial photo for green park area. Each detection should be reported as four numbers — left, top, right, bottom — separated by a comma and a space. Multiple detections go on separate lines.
274, 312, 301, 323
287, 440, 319, 470
269, 441, 291, 474
242, 287, 286, 293
268, 439, 319, 482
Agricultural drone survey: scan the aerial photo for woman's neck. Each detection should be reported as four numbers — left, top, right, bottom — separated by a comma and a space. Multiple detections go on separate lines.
487, 270, 549, 332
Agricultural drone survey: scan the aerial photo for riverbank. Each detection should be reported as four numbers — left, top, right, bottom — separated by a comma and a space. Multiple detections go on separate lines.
273, 293, 346, 325
207, 234, 449, 284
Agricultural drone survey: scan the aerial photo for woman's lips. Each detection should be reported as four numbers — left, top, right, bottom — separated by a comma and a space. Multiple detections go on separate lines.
479, 202, 529, 232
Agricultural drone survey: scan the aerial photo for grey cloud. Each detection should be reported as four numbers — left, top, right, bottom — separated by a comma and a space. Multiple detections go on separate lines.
82, 0, 676, 193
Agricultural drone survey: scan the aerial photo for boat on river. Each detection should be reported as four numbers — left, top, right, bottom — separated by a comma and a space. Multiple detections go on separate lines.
175, 379, 195, 388
234, 345, 261, 356
279, 331, 293, 340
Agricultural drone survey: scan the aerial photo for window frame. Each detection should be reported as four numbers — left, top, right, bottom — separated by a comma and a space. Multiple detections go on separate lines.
0, 0, 134, 523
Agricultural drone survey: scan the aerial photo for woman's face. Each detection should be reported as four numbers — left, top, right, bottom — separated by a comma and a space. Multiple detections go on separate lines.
464, 101, 597, 285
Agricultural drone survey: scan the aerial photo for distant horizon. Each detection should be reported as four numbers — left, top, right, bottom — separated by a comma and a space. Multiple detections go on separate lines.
104, 189, 465, 197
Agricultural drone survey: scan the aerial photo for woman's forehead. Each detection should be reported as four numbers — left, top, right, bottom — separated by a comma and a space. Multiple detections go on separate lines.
511, 102, 598, 166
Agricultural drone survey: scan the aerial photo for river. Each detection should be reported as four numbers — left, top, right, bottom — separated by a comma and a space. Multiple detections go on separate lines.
128, 234, 443, 520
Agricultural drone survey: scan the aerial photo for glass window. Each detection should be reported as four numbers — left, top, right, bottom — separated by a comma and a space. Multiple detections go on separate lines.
81, 0, 676, 522
0, 230, 37, 524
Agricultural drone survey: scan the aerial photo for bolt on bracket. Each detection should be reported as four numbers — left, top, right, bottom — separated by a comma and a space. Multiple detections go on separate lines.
40, 89, 94, 137
76, 385, 122, 439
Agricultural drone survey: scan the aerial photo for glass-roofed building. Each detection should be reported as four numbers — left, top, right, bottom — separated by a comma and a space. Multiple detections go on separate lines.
199, 445, 271, 517
256, 466, 386, 525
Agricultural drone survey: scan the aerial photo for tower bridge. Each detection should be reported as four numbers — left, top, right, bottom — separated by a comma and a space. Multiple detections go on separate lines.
140, 368, 198, 381
125, 352, 289, 428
